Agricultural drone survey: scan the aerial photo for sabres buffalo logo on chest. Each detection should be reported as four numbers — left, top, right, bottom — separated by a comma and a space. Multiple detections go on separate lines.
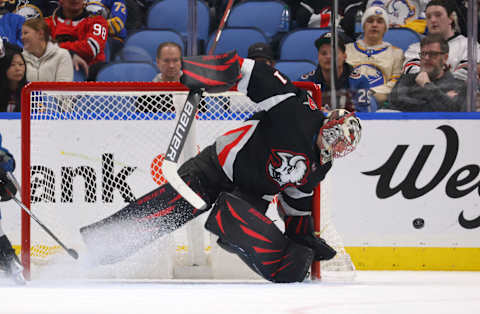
266, 149, 310, 189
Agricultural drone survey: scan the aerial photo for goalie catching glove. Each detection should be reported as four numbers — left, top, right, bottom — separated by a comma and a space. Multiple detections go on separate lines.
284, 215, 336, 261
180, 50, 241, 93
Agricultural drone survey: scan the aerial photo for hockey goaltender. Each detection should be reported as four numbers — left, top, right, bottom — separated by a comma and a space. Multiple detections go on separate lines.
80, 51, 362, 283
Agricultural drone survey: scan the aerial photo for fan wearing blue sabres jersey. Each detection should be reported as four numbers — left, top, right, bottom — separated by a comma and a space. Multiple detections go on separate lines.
300, 32, 376, 112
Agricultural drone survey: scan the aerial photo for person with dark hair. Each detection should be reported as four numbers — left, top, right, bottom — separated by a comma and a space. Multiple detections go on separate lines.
247, 42, 275, 67
403, 0, 480, 81
390, 34, 466, 111
0, 48, 27, 112
0, 43, 25, 282
21, 17, 74, 82
300, 32, 375, 112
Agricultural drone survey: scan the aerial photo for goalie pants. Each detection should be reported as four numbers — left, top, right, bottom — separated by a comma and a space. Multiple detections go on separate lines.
179, 144, 271, 213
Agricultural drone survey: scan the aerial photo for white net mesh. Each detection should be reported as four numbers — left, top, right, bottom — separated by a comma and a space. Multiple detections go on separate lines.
20, 82, 354, 279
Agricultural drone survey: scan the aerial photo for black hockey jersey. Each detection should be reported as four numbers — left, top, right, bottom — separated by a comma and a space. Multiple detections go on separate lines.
215, 59, 331, 215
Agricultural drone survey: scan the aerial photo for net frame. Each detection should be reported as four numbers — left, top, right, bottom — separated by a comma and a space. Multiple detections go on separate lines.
20, 81, 327, 280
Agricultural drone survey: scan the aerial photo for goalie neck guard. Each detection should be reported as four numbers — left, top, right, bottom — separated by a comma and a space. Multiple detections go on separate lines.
318, 109, 362, 163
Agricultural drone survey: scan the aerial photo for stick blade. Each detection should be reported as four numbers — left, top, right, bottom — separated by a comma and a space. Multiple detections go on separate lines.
162, 160, 207, 209
67, 249, 79, 260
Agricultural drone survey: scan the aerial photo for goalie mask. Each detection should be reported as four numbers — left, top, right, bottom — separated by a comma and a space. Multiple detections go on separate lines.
318, 109, 361, 164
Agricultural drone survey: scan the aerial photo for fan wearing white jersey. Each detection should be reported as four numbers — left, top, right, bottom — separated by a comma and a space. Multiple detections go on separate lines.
403, 0, 480, 81
0, 134, 25, 285
345, 6, 405, 105
81, 53, 362, 283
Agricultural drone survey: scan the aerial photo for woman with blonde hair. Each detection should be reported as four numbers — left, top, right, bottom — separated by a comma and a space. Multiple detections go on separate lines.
21, 18, 74, 82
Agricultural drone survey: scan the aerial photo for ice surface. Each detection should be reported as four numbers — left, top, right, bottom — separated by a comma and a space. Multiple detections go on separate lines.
1, 271, 480, 314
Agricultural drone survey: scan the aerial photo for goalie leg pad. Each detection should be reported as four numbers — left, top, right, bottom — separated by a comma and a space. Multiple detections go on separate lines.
80, 174, 210, 265
180, 51, 241, 93
205, 192, 313, 283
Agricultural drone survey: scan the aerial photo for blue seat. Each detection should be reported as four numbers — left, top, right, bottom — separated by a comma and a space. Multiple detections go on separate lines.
206, 27, 268, 57
115, 46, 153, 62
146, 0, 210, 47
124, 29, 185, 61
96, 62, 158, 82
279, 28, 330, 63
275, 60, 316, 81
227, 0, 288, 39
73, 69, 85, 82
383, 28, 421, 51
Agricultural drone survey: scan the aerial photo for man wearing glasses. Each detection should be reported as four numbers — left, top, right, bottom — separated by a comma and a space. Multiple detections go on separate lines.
389, 34, 466, 112
403, 0, 480, 82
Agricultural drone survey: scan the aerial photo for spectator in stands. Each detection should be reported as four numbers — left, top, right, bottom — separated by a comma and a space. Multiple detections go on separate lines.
403, 0, 480, 81
389, 34, 466, 111
247, 42, 275, 67
345, 6, 404, 105
300, 32, 375, 112
21, 18, 74, 82
85, 0, 127, 59
347, 0, 430, 35
153, 42, 182, 83
45, 0, 109, 81
135, 42, 183, 113
0, 47, 27, 112
0, 0, 25, 47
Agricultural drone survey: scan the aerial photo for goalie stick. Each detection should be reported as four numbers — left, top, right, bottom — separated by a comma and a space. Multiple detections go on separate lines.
162, 90, 207, 209
208, 0, 235, 55
5, 172, 79, 260
162, 0, 237, 209
330, 0, 339, 110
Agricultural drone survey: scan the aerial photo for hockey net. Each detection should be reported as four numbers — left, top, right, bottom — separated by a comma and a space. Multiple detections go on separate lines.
19, 81, 354, 280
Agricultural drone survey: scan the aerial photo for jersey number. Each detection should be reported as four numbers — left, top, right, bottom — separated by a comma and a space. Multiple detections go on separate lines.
357, 89, 367, 104
273, 70, 288, 85
93, 23, 107, 40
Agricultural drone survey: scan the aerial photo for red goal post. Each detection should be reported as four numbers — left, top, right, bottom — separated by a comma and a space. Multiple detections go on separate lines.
20, 81, 325, 280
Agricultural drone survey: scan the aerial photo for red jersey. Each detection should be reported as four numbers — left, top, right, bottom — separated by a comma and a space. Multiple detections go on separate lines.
45, 9, 108, 65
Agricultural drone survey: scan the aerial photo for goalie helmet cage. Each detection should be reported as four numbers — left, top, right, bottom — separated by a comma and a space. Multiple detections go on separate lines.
20, 81, 354, 281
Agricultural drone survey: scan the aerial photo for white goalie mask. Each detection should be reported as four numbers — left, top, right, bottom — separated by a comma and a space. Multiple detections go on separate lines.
318, 109, 361, 164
